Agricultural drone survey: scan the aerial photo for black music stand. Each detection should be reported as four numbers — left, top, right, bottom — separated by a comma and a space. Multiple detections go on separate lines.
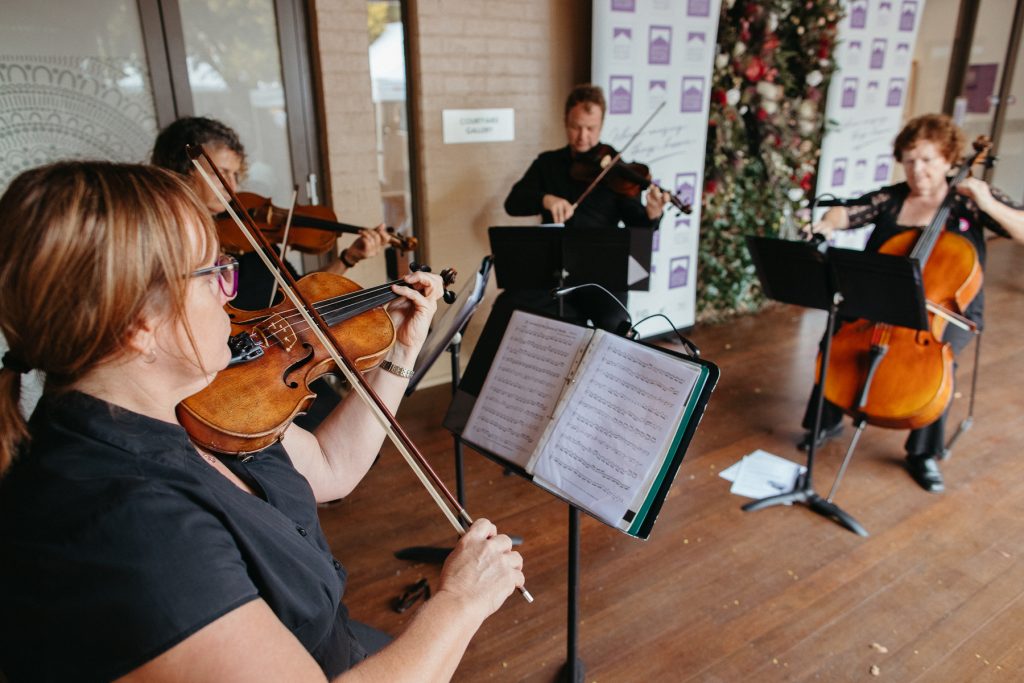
742, 237, 928, 537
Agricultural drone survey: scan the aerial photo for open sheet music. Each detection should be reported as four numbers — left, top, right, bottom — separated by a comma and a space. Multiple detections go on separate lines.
460, 311, 713, 535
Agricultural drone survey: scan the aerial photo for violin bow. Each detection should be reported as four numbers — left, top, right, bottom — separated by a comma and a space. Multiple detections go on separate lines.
267, 186, 299, 308
188, 146, 533, 603
570, 100, 665, 211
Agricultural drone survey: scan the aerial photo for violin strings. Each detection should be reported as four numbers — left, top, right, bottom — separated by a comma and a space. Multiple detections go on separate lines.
244, 281, 402, 353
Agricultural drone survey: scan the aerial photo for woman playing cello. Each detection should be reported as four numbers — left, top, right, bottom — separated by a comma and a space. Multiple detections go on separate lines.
801, 114, 1024, 492
0, 162, 524, 681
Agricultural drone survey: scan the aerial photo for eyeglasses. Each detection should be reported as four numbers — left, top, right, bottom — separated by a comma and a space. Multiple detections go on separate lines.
191, 254, 239, 298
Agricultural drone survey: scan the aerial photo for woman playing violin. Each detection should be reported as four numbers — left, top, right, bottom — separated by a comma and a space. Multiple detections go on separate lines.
504, 83, 668, 227
801, 114, 1024, 492
151, 116, 392, 311
0, 162, 524, 682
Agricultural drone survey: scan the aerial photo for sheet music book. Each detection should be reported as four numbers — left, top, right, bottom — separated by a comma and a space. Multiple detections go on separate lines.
456, 310, 715, 537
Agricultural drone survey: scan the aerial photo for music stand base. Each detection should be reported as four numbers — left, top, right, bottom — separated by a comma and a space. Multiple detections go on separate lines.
743, 488, 868, 537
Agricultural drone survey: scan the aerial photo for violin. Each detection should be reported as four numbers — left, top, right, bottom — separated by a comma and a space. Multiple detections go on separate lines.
820, 137, 991, 430
178, 265, 456, 454
215, 191, 418, 256
184, 143, 534, 603
570, 143, 692, 214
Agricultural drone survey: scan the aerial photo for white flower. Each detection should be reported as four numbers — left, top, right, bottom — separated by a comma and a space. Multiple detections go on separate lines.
762, 100, 778, 114
798, 100, 816, 119
767, 13, 779, 32
788, 188, 805, 201
733, 42, 746, 57
756, 81, 783, 101
726, 89, 741, 106
806, 70, 823, 87
716, 53, 729, 69
739, 105, 749, 115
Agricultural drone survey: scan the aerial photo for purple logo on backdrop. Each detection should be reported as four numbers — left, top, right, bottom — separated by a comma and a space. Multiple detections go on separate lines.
832, 158, 847, 187
675, 173, 697, 206
870, 39, 886, 69
675, 216, 691, 231
681, 77, 704, 113
842, 78, 858, 108
652, 230, 660, 252
855, 158, 868, 180
850, 0, 867, 27
648, 26, 672, 64
611, 0, 636, 11
649, 80, 668, 109
609, 76, 633, 114
687, 0, 711, 17
887, 78, 905, 107
899, 0, 918, 30
669, 257, 691, 289
612, 27, 632, 60
875, 155, 891, 181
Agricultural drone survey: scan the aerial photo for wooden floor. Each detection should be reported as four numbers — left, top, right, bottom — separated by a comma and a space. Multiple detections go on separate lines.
321, 239, 1024, 682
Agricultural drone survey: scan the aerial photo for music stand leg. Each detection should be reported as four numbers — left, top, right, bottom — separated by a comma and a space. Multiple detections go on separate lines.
560, 506, 585, 683
743, 292, 867, 536
944, 331, 982, 460
450, 336, 466, 506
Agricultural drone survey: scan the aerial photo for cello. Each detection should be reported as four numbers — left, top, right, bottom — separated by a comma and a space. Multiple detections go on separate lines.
820, 138, 991, 430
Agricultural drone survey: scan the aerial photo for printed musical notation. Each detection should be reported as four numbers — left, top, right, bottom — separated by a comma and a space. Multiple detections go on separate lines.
462, 314, 589, 469
462, 310, 708, 530
531, 331, 703, 525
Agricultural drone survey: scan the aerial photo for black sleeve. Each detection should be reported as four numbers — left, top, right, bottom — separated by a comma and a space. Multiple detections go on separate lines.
845, 186, 894, 229
504, 156, 549, 217
616, 193, 660, 229
977, 186, 1022, 238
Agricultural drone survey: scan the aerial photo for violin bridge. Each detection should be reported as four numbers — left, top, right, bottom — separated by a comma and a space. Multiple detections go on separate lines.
254, 314, 298, 352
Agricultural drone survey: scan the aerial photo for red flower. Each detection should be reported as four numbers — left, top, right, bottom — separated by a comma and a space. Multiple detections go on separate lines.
744, 57, 767, 82
705, 179, 718, 195
763, 34, 780, 51
756, 107, 769, 122
712, 88, 728, 105
800, 173, 813, 192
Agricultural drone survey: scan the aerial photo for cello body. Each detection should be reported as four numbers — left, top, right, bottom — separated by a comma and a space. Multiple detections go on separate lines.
821, 228, 982, 430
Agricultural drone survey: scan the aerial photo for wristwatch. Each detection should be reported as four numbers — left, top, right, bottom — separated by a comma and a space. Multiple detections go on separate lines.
380, 359, 414, 379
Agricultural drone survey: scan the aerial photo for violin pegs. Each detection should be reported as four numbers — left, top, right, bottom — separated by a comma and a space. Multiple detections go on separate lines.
440, 267, 458, 304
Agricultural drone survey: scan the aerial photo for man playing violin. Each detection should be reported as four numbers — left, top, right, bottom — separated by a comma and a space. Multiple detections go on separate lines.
151, 116, 392, 311
800, 114, 1024, 492
504, 83, 668, 228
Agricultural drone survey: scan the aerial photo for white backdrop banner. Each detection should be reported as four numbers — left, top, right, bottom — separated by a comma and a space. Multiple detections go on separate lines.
592, 0, 722, 335
815, 0, 927, 249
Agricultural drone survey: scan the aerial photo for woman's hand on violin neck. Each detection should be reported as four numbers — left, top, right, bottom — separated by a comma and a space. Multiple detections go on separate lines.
542, 194, 575, 224
645, 185, 667, 220
387, 270, 443, 358
438, 519, 525, 623
347, 223, 390, 263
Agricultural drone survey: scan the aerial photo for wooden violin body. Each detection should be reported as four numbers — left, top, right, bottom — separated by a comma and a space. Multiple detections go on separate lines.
216, 192, 418, 256
822, 229, 981, 429
177, 272, 395, 454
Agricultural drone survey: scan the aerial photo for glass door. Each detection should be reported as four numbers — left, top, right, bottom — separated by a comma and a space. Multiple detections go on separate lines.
0, 0, 160, 191
956, 0, 1023, 202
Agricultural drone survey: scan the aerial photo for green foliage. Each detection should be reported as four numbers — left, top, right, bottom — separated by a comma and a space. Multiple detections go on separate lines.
699, 0, 843, 321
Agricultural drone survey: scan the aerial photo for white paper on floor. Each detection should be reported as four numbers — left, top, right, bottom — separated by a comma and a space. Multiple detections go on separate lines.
720, 449, 806, 501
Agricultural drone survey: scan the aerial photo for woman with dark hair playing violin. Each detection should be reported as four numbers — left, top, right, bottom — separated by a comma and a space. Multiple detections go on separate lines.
0, 161, 524, 682
801, 114, 1024, 493
504, 83, 668, 228
151, 116, 392, 311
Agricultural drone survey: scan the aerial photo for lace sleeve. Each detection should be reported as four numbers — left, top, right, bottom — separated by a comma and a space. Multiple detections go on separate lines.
844, 187, 893, 229
978, 186, 1023, 237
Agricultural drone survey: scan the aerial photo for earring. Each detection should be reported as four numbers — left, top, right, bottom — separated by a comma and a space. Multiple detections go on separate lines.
143, 348, 157, 364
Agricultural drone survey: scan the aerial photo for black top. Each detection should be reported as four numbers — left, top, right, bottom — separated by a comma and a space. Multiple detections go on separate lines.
504, 145, 660, 229
846, 181, 1019, 327
233, 249, 301, 311
0, 392, 359, 682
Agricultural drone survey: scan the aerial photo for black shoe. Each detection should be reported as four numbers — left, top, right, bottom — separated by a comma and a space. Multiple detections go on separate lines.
797, 423, 844, 451
906, 455, 945, 493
